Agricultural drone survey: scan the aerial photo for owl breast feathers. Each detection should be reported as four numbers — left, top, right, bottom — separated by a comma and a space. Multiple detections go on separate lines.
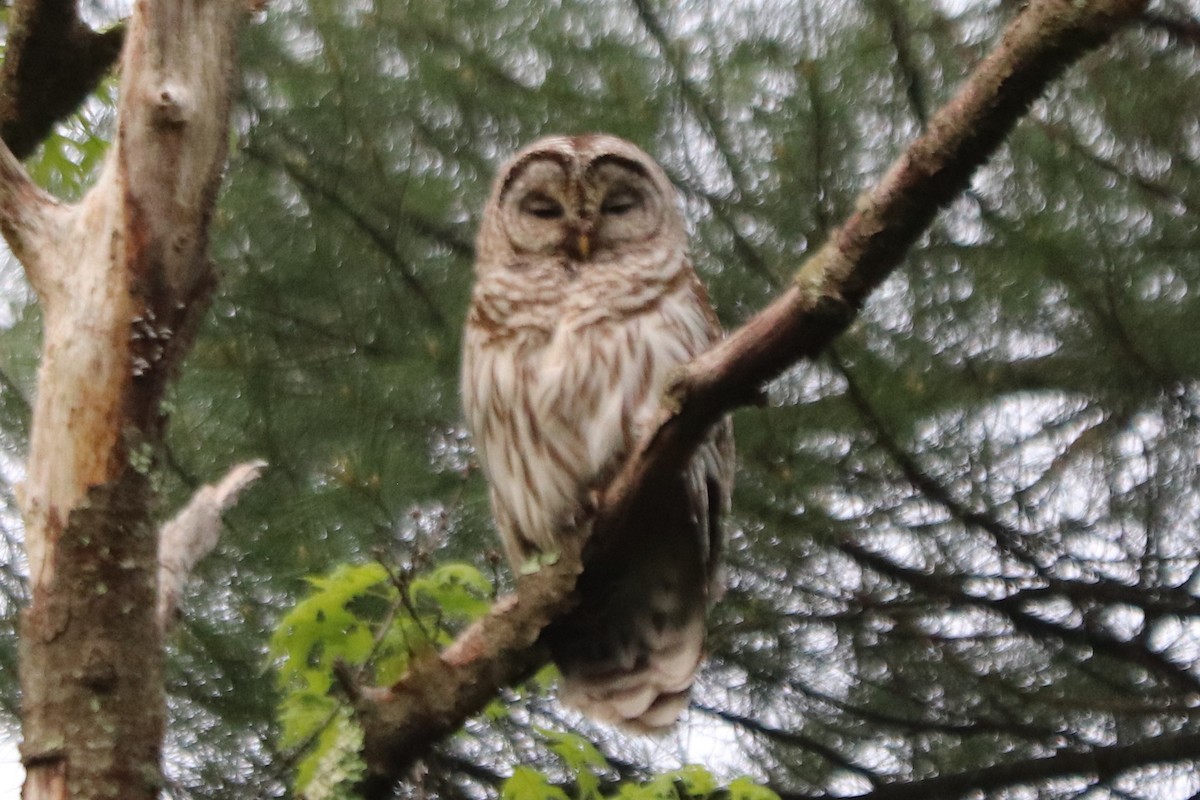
462, 133, 733, 732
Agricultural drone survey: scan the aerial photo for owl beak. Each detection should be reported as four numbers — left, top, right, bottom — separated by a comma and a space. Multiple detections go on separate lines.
576, 234, 591, 261
563, 224, 592, 262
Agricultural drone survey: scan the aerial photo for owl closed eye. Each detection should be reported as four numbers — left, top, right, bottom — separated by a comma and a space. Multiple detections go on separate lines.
497, 151, 667, 261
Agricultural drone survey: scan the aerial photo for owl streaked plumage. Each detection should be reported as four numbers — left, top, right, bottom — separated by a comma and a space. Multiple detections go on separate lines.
462, 134, 733, 732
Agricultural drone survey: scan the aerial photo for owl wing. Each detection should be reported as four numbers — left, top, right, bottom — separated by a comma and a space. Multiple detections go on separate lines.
542, 274, 733, 732
547, 421, 731, 731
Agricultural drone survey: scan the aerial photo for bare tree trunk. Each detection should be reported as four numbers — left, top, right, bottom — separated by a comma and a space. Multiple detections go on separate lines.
0, 0, 246, 797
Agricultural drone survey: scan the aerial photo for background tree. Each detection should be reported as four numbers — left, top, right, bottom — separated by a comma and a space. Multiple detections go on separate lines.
1, 1, 1198, 799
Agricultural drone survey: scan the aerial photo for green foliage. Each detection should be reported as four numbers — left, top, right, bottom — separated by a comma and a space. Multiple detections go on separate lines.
539, 727, 609, 799
292, 708, 364, 800
501, 732, 780, 800
616, 767, 720, 800
270, 560, 492, 797
271, 563, 389, 703
726, 777, 782, 800
502, 767, 572, 800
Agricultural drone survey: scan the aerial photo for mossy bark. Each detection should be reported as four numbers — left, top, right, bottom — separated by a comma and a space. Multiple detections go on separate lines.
0, 0, 246, 797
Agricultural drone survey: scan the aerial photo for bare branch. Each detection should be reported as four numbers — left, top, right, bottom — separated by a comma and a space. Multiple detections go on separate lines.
351, 0, 1148, 789
157, 459, 267, 630
0, 137, 70, 299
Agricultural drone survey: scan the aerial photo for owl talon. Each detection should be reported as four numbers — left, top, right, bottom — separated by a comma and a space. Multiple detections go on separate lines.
559, 490, 600, 532
582, 488, 602, 516
519, 551, 560, 575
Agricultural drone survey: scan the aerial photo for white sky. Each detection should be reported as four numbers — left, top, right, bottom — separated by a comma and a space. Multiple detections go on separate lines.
0, 738, 21, 799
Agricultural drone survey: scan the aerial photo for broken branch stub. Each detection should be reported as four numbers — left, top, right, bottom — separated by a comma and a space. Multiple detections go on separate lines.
157, 459, 268, 630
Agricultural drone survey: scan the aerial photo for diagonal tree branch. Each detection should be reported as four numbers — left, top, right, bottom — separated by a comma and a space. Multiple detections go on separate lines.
0, 134, 70, 297
350, 1, 1149, 793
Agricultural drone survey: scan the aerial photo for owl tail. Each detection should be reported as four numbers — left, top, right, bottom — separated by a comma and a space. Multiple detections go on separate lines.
545, 493, 713, 733
554, 611, 707, 733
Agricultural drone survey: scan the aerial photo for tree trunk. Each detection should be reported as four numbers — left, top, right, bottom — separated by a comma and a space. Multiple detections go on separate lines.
0, 0, 246, 797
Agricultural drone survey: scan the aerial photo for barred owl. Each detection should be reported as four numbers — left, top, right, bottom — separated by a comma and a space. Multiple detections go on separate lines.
462, 134, 733, 732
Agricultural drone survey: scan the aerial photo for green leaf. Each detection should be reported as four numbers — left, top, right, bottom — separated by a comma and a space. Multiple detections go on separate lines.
670, 765, 719, 796
618, 767, 720, 800
539, 727, 610, 774
277, 690, 336, 749
293, 709, 365, 800
519, 551, 560, 575
501, 766, 571, 800
270, 561, 390, 684
538, 727, 610, 800
728, 778, 781, 800
410, 562, 492, 626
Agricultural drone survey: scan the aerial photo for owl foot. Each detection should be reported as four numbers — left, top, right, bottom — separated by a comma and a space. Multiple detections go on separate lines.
519, 550, 561, 576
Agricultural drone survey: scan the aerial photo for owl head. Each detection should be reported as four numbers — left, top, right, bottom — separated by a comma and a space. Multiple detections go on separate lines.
475, 134, 685, 271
